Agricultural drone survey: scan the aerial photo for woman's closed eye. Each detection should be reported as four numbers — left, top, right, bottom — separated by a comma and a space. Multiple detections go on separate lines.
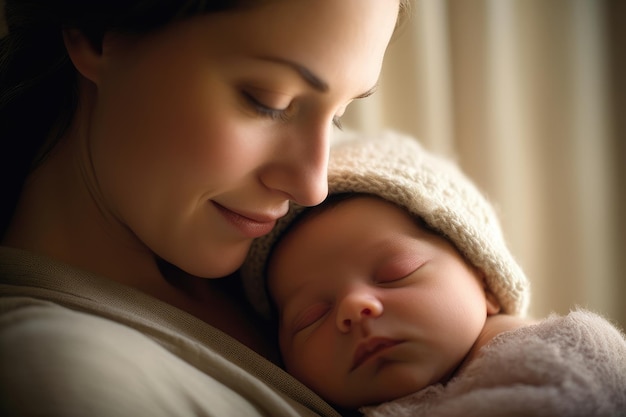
243, 89, 344, 129
242, 90, 293, 122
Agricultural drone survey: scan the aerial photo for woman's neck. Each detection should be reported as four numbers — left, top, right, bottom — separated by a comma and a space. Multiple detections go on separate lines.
4, 138, 159, 284
2, 137, 277, 360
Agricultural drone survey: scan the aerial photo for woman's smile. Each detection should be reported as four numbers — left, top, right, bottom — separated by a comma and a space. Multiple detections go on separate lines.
212, 201, 281, 238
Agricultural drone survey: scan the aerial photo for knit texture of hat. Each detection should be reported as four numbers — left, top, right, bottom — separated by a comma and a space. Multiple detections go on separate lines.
240, 130, 530, 318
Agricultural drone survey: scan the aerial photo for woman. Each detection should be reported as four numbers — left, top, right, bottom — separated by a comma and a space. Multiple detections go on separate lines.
0, 1, 408, 415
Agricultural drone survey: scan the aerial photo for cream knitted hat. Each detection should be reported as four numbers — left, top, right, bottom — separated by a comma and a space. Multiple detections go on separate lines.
240, 131, 530, 318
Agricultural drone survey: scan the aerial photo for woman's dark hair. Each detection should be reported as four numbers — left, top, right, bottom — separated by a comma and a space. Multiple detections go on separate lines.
0, 0, 410, 238
0, 0, 256, 237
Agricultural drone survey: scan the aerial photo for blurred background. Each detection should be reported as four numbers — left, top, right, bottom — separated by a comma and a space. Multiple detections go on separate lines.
343, 0, 625, 329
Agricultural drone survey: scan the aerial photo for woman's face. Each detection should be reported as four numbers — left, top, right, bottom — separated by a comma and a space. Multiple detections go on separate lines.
75, 0, 399, 277
269, 197, 498, 409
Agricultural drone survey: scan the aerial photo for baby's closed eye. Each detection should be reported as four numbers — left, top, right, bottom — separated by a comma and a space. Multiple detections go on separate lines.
291, 302, 332, 333
374, 255, 428, 285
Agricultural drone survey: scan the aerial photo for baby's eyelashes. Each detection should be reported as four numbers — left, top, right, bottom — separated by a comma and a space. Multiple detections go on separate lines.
290, 302, 332, 333
373, 256, 428, 285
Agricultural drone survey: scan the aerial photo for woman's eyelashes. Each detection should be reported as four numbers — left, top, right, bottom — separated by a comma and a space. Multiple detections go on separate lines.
332, 116, 343, 130
243, 91, 292, 122
242, 90, 344, 129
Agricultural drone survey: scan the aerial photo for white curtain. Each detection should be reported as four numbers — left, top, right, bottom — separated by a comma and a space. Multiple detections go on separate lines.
344, 0, 626, 329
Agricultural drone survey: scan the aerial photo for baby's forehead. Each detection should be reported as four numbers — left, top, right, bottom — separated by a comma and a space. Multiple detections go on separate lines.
267, 195, 444, 280
273, 193, 438, 251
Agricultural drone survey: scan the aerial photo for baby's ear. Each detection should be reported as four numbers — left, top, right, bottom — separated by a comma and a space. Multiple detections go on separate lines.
476, 269, 502, 315
485, 288, 502, 315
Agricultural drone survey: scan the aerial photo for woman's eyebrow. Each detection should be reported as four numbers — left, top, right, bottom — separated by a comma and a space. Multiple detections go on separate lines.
257, 55, 378, 99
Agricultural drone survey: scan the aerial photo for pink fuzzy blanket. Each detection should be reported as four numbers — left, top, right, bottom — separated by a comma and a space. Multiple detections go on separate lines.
360, 310, 626, 417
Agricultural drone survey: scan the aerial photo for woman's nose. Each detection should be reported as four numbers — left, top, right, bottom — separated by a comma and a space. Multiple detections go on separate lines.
259, 123, 330, 207
336, 291, 383, 333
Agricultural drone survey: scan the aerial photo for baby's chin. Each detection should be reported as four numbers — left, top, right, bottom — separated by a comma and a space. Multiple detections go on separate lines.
326, 375, 434, 410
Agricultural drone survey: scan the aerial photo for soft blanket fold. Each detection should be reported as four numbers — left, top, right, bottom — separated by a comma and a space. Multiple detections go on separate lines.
360, 310, 626, 417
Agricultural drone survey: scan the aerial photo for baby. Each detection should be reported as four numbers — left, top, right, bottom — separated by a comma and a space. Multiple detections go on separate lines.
241, 132, 626, 416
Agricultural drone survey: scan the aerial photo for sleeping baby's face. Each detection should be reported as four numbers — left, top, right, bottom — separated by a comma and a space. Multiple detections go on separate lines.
268, 196, 500, 409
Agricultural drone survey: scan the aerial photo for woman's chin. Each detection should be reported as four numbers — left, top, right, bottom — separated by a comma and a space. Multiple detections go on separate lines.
187, 244, 251, 279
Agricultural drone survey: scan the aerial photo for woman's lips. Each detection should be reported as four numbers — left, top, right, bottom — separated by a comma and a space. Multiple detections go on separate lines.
351, 338, 402, 371
213, 202, 278, 238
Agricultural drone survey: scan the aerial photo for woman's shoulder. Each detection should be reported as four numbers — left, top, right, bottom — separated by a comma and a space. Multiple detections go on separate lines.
0, 246, 340, 417
0, 300, 265, 416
